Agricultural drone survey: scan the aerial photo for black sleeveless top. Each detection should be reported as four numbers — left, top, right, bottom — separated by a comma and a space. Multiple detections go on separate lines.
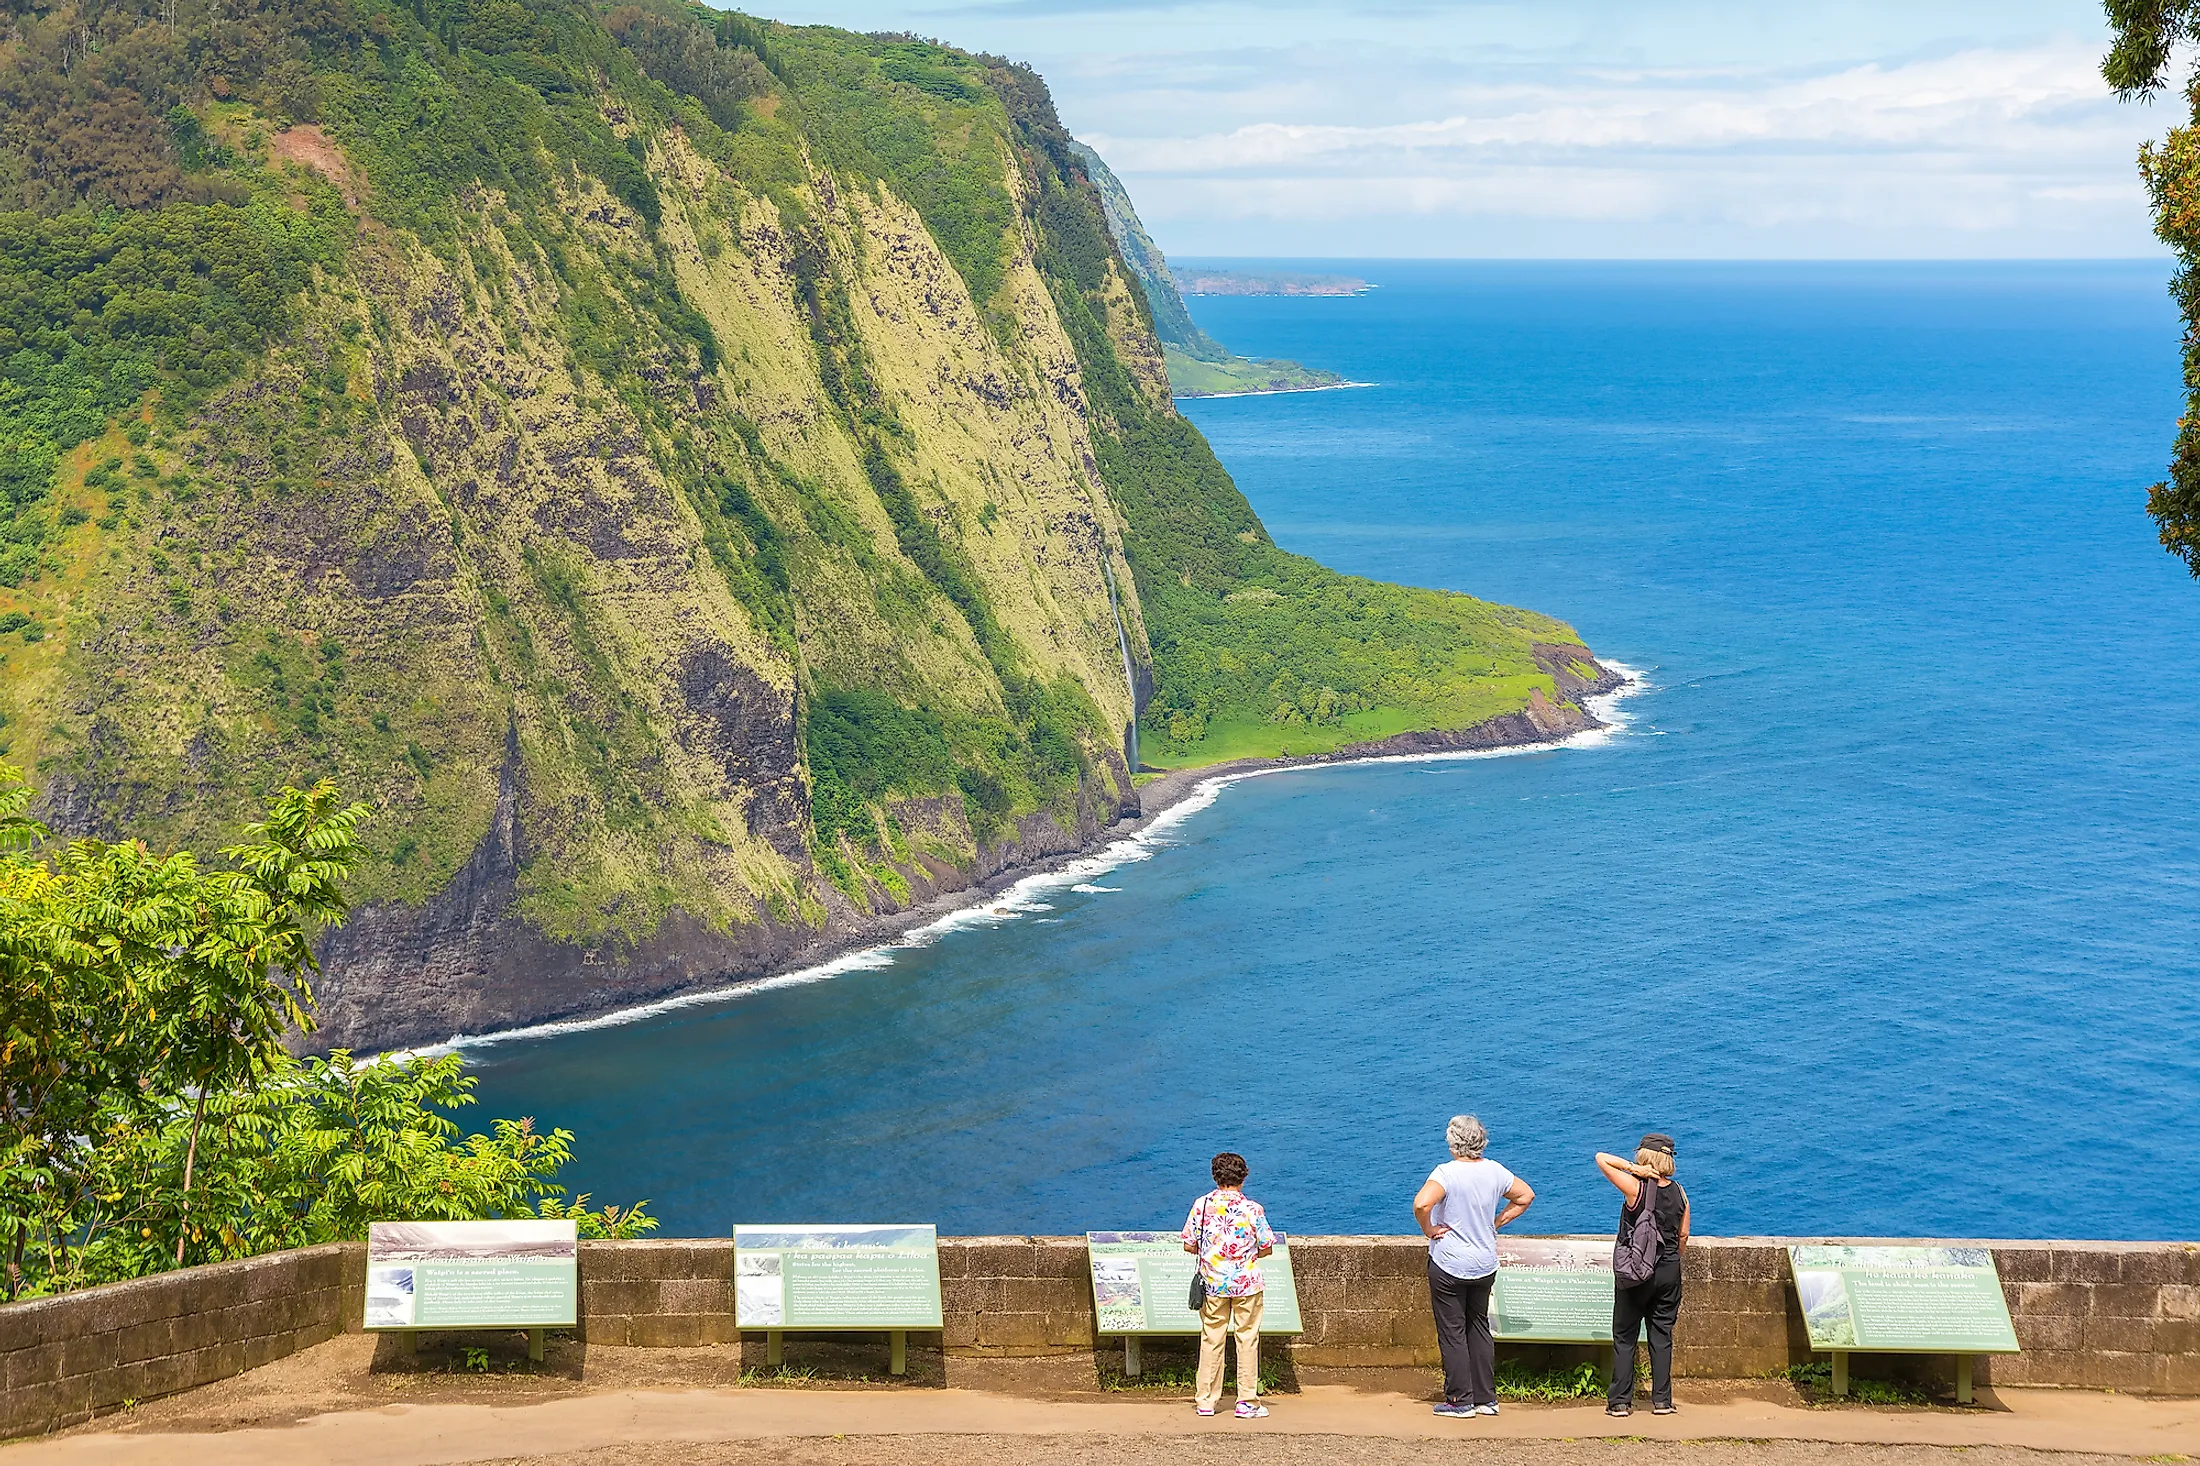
1643, 1180, 1687, 1253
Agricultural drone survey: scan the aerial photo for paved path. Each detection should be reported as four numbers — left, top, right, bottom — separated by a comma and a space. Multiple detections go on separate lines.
9, 1382, 2198, 1465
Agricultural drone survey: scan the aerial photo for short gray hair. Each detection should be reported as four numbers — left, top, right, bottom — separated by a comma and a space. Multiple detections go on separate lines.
1447, 1115, 1488, 1160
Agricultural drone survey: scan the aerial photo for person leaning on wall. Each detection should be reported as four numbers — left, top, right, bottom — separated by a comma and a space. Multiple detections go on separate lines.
1596, 1132, 1690, 1417
1413, 1114, 1535, 1419
1181, 1150, 1277, 1419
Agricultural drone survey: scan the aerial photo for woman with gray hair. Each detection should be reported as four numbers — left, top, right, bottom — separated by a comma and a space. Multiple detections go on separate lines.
1412, 1115, 1535, 1418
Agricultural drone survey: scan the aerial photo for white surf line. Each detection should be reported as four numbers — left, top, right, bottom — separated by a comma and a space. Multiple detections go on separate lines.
1175, 381, 1377, 401
394, 662, 1648, 1061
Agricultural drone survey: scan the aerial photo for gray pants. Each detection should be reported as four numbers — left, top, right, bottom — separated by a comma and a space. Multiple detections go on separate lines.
1427, 1260, 1496, 1407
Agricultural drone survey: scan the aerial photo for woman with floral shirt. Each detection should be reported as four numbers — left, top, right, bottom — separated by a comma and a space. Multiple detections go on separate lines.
1180, 1151, 1277, 1419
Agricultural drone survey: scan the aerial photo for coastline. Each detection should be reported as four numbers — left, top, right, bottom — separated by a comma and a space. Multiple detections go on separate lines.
402, 658, 1642, 1059
1173, 380, 1376, 401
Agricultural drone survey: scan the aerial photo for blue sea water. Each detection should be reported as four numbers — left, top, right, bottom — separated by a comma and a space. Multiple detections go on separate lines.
468, 260, 2200, 1243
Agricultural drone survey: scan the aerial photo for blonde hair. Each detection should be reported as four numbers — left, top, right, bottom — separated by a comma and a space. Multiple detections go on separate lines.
1634, 1147, 1675, 1178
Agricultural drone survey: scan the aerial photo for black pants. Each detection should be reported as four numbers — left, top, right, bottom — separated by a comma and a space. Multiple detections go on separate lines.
1611, 1259, 1683, 1408
1427, 1260, 1496, 1407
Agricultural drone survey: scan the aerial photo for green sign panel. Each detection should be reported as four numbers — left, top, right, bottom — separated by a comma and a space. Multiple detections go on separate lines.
1085, 1231, 1303, 1335
734, 1225, 944, 1330
1492, 1239, 1621, 1343
1787, 1245, 2019, 1354
363, 1220, 577, 1330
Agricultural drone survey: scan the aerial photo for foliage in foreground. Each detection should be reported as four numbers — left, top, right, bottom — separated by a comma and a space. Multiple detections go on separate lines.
2108, 0, 2200, 574
0, 765, 651, 1300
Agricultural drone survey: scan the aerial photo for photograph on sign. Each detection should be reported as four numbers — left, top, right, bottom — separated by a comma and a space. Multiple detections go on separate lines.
1785, 1244, 2019, 1354
1083, 1231, 1303, 1334
733, 1224, 943, 1330
363, 1219, 577, 1330
1491, 1237, 1618, 1343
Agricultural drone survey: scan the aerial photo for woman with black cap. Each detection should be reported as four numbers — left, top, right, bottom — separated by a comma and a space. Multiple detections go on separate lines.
1595, 1133, 1688, 1417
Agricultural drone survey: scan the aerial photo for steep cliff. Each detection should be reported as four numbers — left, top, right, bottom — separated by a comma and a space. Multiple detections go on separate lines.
0, 0, 1611, 1048
1067, 139, 1342, 398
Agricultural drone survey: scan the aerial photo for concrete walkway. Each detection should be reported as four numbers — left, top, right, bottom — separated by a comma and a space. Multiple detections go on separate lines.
8, 1382, 2198, 1465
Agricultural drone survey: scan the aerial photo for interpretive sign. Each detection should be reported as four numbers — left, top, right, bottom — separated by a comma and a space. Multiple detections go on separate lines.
732, 1224, 944, 1331
362, 1219, 577, 1332
1084, 1232, 1304, 1334
1492, 1238, 1619, 1343
1786, 1244, 2018, 1354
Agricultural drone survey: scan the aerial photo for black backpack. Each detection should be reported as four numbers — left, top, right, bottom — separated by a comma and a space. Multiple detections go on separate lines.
1613, 1179, 1662, 1286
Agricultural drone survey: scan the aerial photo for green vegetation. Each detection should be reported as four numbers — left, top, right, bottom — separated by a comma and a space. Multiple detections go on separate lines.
0, 765, 649, 1298
0, 0, 1594, 1012
1069, 139, 1346, 399
1495, 1359, 1607, 1401
1779, 1360, 1938, 1406
2109, 2, 2200, 574
998, 75, 1581, 767
1096, 1357, 1289, 1394
1159, 347, 1347, 399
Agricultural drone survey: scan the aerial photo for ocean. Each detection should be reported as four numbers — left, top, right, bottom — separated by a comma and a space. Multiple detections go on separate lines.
466, 260, 2200, 1242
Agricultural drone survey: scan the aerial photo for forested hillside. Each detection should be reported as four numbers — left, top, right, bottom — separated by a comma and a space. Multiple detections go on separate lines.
0, 0, 1608, 1046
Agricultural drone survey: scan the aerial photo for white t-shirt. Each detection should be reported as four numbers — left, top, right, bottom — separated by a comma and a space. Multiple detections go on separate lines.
1426, 1158, 1516, 1280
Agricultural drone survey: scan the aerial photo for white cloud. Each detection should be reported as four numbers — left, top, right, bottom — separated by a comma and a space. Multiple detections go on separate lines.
1072, 43, 2164, 256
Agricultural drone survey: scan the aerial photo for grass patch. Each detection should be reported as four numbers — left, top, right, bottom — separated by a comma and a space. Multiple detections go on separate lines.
1778, 1361, 1938, 1406
1162, 347, 1345, 398
1136, 706, 1431, 769
1095, 1358, 1288, 1394
736, 1364, 823, 1386
1495, 1359, 1606, 1401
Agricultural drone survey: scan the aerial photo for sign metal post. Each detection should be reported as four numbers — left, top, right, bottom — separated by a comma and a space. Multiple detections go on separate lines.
1789, 1244, 2017, 1403
734, 1224, 943, 1378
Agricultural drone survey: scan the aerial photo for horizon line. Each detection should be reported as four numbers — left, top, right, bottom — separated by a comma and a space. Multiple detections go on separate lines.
1162, 254, 2174, 264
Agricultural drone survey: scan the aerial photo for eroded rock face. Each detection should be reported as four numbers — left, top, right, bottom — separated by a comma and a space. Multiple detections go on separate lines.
13, 64, 1605, 1054
310, 736, 1136, 1053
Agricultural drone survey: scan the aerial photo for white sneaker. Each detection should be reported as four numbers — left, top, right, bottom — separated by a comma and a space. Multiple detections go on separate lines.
1234, 1401, 1269, 1419
1475, 1403, 1499, 1416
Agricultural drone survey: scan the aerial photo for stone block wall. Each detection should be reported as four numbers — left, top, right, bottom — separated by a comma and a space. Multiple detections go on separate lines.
0, 1244, 351, 1440
5, 1235, 2196, 1440
572, 1240, 735, 1347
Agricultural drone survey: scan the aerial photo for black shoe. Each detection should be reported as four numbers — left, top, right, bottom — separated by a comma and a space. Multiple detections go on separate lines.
1606, 1404, 1631, 1417
1652, 1404, 1676, 1415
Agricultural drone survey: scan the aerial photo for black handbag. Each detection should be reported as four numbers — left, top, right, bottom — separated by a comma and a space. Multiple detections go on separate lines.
1187, 1197, 1213, 1310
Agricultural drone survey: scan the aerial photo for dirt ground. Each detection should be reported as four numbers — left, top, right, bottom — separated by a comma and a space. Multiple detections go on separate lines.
7, 1334, 2198, 1466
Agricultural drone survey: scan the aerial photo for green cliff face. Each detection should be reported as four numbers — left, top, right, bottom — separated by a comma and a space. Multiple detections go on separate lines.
1067, 139, 1343, 399
0, 0, 1609, 1047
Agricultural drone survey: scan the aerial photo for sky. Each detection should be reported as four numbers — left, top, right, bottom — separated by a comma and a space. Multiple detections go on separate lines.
742, 0, 2178, 259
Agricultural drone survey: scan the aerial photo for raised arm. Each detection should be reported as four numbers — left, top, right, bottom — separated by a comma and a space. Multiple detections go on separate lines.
1413, 1176, 1448, 1239
1495, 1175, 1534, 1229
1594, 1152, 1644, 1205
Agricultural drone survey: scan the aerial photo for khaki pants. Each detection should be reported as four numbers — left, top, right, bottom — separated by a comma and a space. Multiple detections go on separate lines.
1195, 1290, 1263, 1410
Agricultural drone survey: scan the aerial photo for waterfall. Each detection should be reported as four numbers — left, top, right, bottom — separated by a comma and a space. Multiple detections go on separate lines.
1099, 555, 1139, 772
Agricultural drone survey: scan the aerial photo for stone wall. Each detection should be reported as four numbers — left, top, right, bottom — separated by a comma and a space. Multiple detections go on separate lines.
0, 1244, 352, 1440
4, 1235, 2195, 1440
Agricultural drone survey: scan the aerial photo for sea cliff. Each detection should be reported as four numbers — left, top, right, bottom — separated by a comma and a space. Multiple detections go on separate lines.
0, 0, 1617, 1049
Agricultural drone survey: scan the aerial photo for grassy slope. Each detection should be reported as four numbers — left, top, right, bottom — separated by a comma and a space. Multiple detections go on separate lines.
1160, 347, 1347, 398
0, 0, 1593, 951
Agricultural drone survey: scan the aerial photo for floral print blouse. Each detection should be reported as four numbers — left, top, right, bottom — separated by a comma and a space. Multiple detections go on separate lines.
1180, 1187, 1276, 1298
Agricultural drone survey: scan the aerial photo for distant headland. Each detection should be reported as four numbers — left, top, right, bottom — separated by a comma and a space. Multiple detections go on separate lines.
1171, 268, 1372, 298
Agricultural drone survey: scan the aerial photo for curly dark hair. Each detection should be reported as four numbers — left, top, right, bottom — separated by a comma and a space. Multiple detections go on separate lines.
1210, 1152, 1249, 1188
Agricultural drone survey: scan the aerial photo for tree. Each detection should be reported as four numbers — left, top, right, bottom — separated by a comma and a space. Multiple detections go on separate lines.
2106, 0, 2200, 573
0, 767, 369, 1286
0, 762, 652, 1299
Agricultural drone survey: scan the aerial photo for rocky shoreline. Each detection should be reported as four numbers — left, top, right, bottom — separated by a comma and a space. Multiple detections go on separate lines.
322, 651, 1630, 1056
